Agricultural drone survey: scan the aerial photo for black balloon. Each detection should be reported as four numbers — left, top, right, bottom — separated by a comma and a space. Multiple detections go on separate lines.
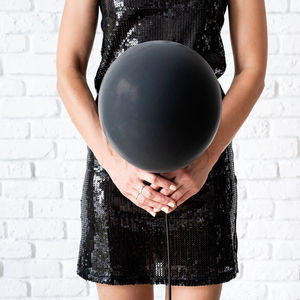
98, 40, 222, 173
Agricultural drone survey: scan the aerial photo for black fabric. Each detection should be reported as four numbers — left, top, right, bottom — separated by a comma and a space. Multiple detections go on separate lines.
77, 0, 239, 286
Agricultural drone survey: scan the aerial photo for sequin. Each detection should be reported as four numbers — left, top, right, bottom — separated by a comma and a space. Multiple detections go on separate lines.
76, 0, 239, 286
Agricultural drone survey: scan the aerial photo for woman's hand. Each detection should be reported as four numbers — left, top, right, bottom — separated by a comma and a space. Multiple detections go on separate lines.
150, 150, 217, 214
99, 151, 178, 217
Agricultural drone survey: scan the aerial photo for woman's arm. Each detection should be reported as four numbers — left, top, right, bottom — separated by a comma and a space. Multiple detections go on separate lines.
204, 0, 268, 166
56, 0, 118, 168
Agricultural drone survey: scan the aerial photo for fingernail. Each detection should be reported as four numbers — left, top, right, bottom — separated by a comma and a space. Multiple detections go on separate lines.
168, 202, 175, 208
153, 208, 160, 212
161, 207, 169, 214
150, 211, 156, 217
169, 184, 177, 191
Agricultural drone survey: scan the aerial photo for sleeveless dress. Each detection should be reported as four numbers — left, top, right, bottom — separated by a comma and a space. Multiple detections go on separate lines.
76, 0, 239, 286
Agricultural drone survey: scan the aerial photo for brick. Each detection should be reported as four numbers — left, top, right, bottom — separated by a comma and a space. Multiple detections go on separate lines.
0, 241, 32, 258
278, 76, 300, 96
30, 33, 58, 53
238, 200, 274, 219
267, 34, 280, 54
0, 199, 29, 218
236, 118, 269, 139
65, 220, 81, 239
0, 140, 55, 160
0, 97, 58, 118
243, 261, 299, 280
220, 282, 267, 300
0, 221, 5, 238
266, 0, 288, 12
291, 1, 300, 11
260, 77, 277, 99
0, 161, 32, 179
3, 260, 60, 278
279, 159, 300, 177
0, 0, 31, 10
59, 140, 87, 160
35, 240, 79, 259
0, 78, 25, 96
269, 118, 300, 136
31, 119, 82, 139
0, 120, 29, 138
268, 14, 300, 33
280, 34, 300, 54
236, 180, 247, 200
3, 180, 61, 198
31, 278, 87, 297
4, 54, 56, 75
275, 200, 300, 219
7, 219, 64, 239
0, 279, 27, 297
269, 283, 300, 299
235, 160, 277, 179
63, 180, 84, 200
0, 35, 27, 52
238, 240, 271, 260
0, 13, 56, 34
273, 241, 300, 259
238, 138, 297, 159
267, 55, 300, 74
35, 0, 65, 12
32, 199, 80, 219
280, 98, 300, 116
251, 99, 284, 118
237, 219, 248, 238
24, 76, 58, 96
35, 161, 86, 179
246, 178, 300, 199
61, 259, 78, 278
247, 220, 300, 239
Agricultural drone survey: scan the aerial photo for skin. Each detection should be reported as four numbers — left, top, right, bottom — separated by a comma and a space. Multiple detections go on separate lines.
56, 0, 267, 299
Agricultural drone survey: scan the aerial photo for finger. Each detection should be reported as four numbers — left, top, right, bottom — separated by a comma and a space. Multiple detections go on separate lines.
133, 192, 157, 216
175, 191, 193, 207
141, 172, 177, 193
141, 185, 176, 209
142, 205, 157, 217
150, 183, 160, 190
137, 191, 172, 213
146, 199, 172, 214
162, 185, 185, 202
160, 183, 182, 196
165, 191, 192, 213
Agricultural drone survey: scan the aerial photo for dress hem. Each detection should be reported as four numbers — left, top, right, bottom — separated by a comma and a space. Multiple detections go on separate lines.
76, 268, 239, 286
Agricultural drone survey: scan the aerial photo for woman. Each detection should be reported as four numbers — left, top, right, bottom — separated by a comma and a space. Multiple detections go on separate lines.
56, 0, 267, 299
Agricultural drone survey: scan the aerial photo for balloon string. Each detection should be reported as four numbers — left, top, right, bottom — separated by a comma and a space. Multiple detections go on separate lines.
165, 212, 172, 300
153, 172, 172, 299
144, 174, 172, 299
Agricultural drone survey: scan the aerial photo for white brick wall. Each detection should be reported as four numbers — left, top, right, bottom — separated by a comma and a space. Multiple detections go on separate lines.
0, 0, 299, 299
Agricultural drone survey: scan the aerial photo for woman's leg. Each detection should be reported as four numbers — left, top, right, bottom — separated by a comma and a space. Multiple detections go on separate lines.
165, 283, 222, 300
96, 283, 154, 300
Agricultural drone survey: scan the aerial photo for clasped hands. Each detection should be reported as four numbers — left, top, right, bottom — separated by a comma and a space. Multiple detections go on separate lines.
149, 150, 215, 214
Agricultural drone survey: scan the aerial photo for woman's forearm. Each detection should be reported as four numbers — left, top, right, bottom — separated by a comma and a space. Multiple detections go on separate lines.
203, 69, 265, 167
57, 67, 119, 168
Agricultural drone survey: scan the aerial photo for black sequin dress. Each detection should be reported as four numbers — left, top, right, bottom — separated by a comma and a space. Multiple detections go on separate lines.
76, 0, 239, 286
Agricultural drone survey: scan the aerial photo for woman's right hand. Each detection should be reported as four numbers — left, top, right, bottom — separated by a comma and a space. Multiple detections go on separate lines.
99, 152, 178, 217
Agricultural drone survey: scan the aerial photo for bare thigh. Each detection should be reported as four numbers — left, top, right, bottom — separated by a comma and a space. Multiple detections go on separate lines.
96, 283, 154, 300
165, 283, 222, 300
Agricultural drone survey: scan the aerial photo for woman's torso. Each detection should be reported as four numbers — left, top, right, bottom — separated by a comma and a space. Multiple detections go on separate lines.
94, 0, 228, 93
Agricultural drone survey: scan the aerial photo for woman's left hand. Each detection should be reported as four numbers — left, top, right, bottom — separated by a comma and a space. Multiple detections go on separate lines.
150, 150, 217, 214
